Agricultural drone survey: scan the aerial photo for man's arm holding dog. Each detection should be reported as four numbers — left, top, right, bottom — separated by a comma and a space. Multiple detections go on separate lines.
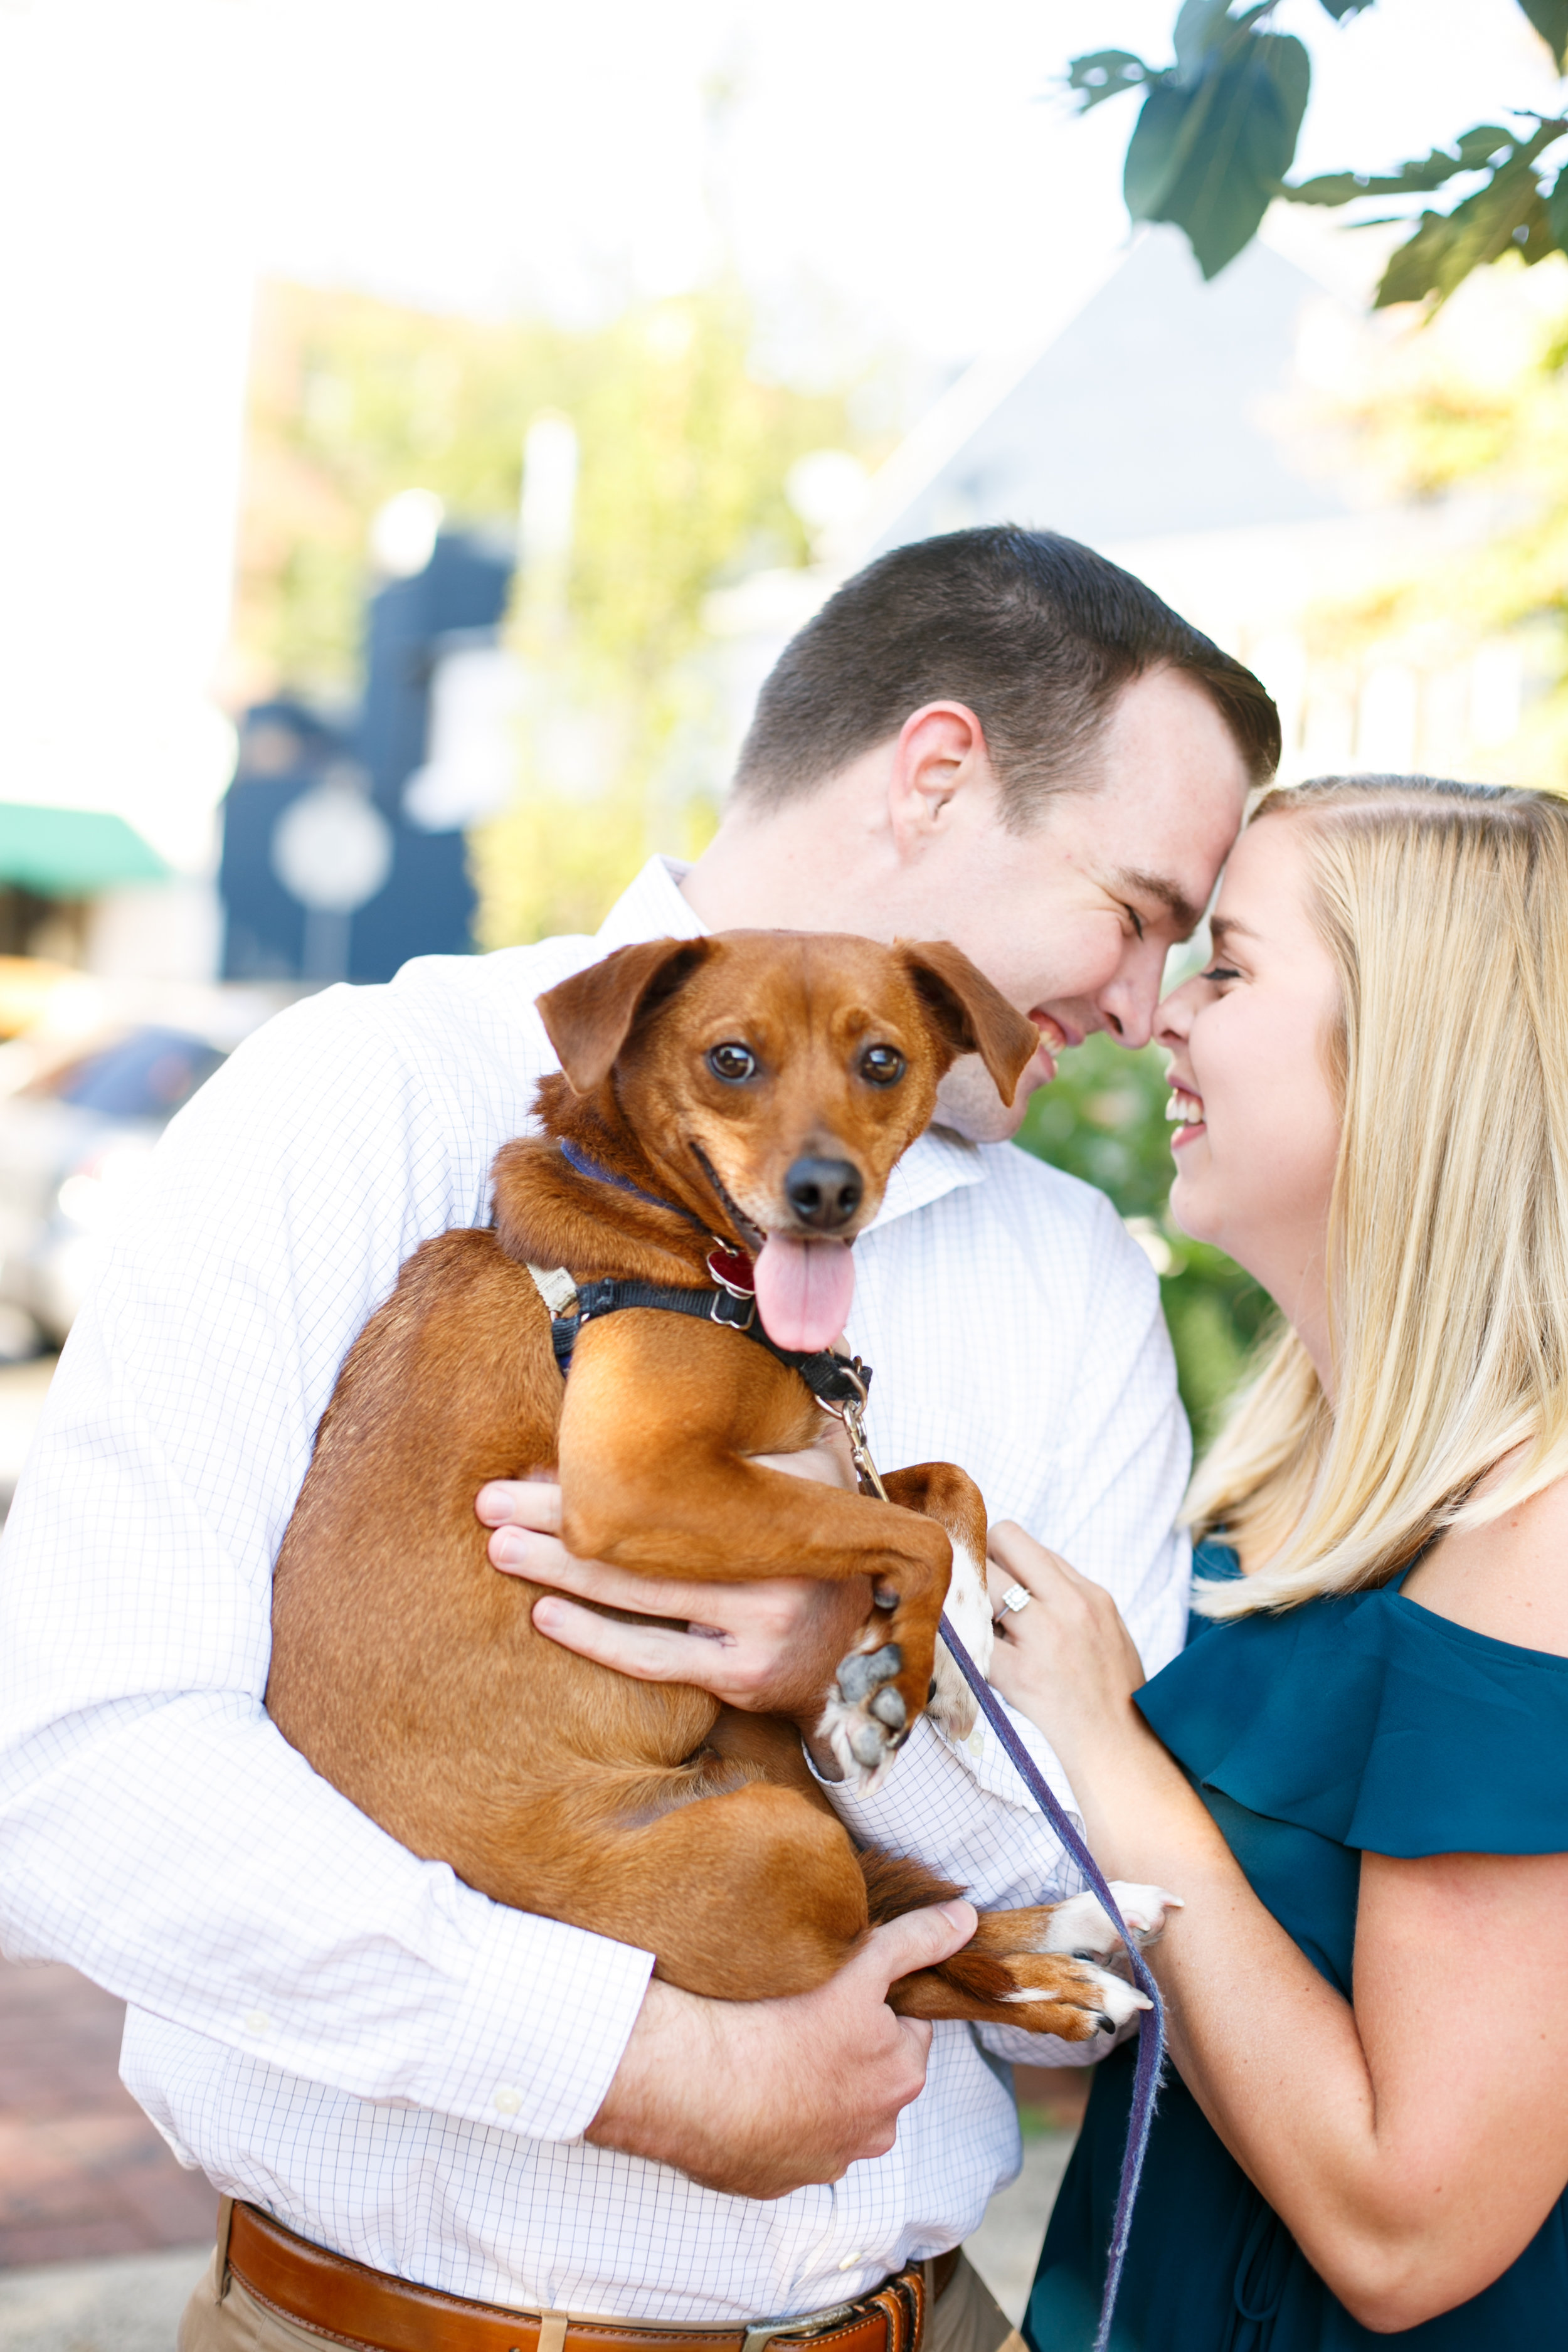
588, 1899, 975, 2195
0, 984, 968, 2197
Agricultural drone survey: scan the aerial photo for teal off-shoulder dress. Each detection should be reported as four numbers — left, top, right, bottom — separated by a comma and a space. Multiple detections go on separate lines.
1024, 1539, 1568, 2351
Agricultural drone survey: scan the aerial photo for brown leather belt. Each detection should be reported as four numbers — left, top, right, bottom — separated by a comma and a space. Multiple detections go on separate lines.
223, 2200, 961, 2352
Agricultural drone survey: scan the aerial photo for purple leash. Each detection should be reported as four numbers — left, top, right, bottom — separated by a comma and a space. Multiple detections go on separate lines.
937, 1613, 1164, 2352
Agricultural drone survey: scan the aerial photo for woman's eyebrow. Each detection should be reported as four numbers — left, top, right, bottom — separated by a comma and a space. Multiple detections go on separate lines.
1207, 914, 1259, 949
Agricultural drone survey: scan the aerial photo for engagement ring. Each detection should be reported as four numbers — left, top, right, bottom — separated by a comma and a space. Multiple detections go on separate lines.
999, 1584, 1032, 1616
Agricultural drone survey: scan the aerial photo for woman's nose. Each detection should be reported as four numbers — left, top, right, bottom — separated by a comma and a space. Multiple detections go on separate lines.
1155, 979, 1199, 1050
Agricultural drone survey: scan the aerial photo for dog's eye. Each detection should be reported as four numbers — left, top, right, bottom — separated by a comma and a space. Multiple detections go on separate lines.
860, 1045, 906, 1087
707, 1042, 758, 1084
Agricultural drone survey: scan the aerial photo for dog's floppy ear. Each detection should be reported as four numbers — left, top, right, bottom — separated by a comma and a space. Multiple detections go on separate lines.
898, 940, 1040, 1107
536, 936, 712, 1094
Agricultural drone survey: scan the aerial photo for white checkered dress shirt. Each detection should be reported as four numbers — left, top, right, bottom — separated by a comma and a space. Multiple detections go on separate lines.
0, 859, 1190, 2323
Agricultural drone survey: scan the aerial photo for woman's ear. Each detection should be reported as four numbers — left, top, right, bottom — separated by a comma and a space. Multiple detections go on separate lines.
536, 938, 711, 1094
897, 940, 1039, 1104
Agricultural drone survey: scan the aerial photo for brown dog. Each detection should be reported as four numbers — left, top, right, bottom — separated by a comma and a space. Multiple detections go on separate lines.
267, 931, 1151, 2036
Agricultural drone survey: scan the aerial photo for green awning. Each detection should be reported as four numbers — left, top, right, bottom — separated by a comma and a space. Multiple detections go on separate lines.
0, 804, 168, 896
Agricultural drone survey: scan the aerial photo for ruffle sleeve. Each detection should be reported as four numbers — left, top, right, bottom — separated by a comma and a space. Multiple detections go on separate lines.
1137, 1576, 1568, 1857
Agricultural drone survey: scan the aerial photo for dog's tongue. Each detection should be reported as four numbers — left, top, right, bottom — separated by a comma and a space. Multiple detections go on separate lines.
753, 1235, 856, 1353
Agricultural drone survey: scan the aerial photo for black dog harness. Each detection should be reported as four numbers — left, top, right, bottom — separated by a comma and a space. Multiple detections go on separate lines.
527, 1141, 875, 1413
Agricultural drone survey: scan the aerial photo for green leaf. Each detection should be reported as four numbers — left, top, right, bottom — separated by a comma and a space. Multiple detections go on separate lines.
1125, 29, 1310, 278
1286, 125, 1515, 207
1258, 31, 1310, 157
1548, 168, 1568, 252
1066, 50, 1155, 113
1375, 155, 1556, 307
1520, 0, 1568, 71
1172, 0, 1236, 83
1316, 0, 1375, 14
1125, 83, 1205, 221
1371, 119, 1568, 305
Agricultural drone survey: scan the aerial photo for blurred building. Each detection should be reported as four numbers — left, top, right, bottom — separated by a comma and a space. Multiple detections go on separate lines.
707, 227, 1524, 792
849, 229, 1522, 782
220, 528, 513, 983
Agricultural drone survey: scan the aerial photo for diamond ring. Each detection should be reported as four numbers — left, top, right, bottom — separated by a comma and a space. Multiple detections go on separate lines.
998, 1583, 1032, 1616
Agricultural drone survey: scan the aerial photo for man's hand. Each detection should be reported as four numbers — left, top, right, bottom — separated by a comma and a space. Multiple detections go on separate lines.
478, 1447, 873, 1720
586, 1902, 977, 2197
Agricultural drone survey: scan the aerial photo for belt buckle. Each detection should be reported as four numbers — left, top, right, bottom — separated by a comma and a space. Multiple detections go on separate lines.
741, 2300, 859, 2352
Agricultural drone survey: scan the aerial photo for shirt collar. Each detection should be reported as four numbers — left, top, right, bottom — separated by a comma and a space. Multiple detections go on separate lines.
592, 856, 704, 951
588, 857, 990, 1231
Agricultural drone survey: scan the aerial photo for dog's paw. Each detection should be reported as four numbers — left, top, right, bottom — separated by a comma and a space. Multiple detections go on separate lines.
1043, 1883, 1182, 1963
926, 1642, 977, 1742
1001, 1957, 1152, 2037
818, 1641, 908, 1793
1105, 1881, 1182, 1942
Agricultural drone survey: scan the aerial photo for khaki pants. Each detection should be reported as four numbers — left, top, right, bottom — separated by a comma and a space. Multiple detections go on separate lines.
179, 2240, 1024, 2352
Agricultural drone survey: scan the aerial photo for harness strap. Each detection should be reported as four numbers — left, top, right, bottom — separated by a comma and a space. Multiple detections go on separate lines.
525, 1264, 872, 1408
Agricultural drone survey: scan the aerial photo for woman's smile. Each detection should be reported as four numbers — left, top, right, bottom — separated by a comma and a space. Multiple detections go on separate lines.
1165, 1083, 1204, 1145
1152, 821, 1343, 1376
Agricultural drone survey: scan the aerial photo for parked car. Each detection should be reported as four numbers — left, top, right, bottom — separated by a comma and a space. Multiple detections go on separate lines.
0, 1025, 228, 1350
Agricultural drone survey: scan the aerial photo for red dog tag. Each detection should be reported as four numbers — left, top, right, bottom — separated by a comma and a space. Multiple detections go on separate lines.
706, 1244, 755, 1296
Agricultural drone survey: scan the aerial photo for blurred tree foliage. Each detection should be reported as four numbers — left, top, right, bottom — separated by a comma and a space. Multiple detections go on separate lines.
1018, 1034, 1272, 1446
1296, 282, 1568, 791
1070, 0, 1568, 307
235, 280, 869, 941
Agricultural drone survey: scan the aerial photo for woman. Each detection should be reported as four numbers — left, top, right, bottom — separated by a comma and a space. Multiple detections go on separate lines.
990, 775, 1568, 2348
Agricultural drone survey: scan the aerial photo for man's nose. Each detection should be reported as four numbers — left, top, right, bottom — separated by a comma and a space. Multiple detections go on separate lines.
785, 1157, 863, 1232
1099, 951, 1165, 1051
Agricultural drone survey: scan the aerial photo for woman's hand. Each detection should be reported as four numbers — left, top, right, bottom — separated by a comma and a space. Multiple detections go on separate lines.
477, 1441, 874, 1721
984, 1520, 1148, 1776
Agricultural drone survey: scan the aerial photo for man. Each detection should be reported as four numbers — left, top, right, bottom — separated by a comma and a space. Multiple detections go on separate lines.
0, 528, 1275, 2351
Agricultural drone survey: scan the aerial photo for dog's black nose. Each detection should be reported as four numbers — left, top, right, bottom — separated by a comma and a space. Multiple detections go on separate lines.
785, 1157, 863, 1231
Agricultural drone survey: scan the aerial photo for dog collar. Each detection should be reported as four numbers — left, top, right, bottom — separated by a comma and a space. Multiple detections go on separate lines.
544, 1140, 869, 1408
558, 1137, 709, 1231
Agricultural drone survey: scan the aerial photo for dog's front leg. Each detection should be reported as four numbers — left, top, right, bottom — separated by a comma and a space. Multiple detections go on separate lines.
556, 1318, 953, 1788
877, 1463, 993, 1741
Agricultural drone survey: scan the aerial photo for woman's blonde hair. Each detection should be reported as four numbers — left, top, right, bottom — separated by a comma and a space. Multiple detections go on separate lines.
1189, 774, 1568, 1617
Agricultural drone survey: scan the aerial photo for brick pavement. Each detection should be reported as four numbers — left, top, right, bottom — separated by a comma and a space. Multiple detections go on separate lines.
0, 1954, 217, 2268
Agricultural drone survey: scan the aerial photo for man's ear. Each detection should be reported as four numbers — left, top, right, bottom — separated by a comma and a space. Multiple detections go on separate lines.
898, 940, 1040, 1106
536, 937, 712, 1094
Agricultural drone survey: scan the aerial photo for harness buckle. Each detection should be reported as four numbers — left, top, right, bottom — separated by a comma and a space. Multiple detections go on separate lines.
527, 1263, 580, 1320
711, 1287, 756, 1331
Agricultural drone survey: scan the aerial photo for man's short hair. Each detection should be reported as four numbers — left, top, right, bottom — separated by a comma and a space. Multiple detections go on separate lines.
731, 526, 1281, 824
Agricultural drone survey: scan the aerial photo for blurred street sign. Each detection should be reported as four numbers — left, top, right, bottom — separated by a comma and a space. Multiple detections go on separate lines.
270, 767, 396, 984
271, 773, 394, 912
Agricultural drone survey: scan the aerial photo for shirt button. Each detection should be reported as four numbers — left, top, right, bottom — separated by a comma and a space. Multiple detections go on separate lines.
838, 2254, 865, 2272
243, 2010, 272, 2036
494, 2085, 522, 2115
